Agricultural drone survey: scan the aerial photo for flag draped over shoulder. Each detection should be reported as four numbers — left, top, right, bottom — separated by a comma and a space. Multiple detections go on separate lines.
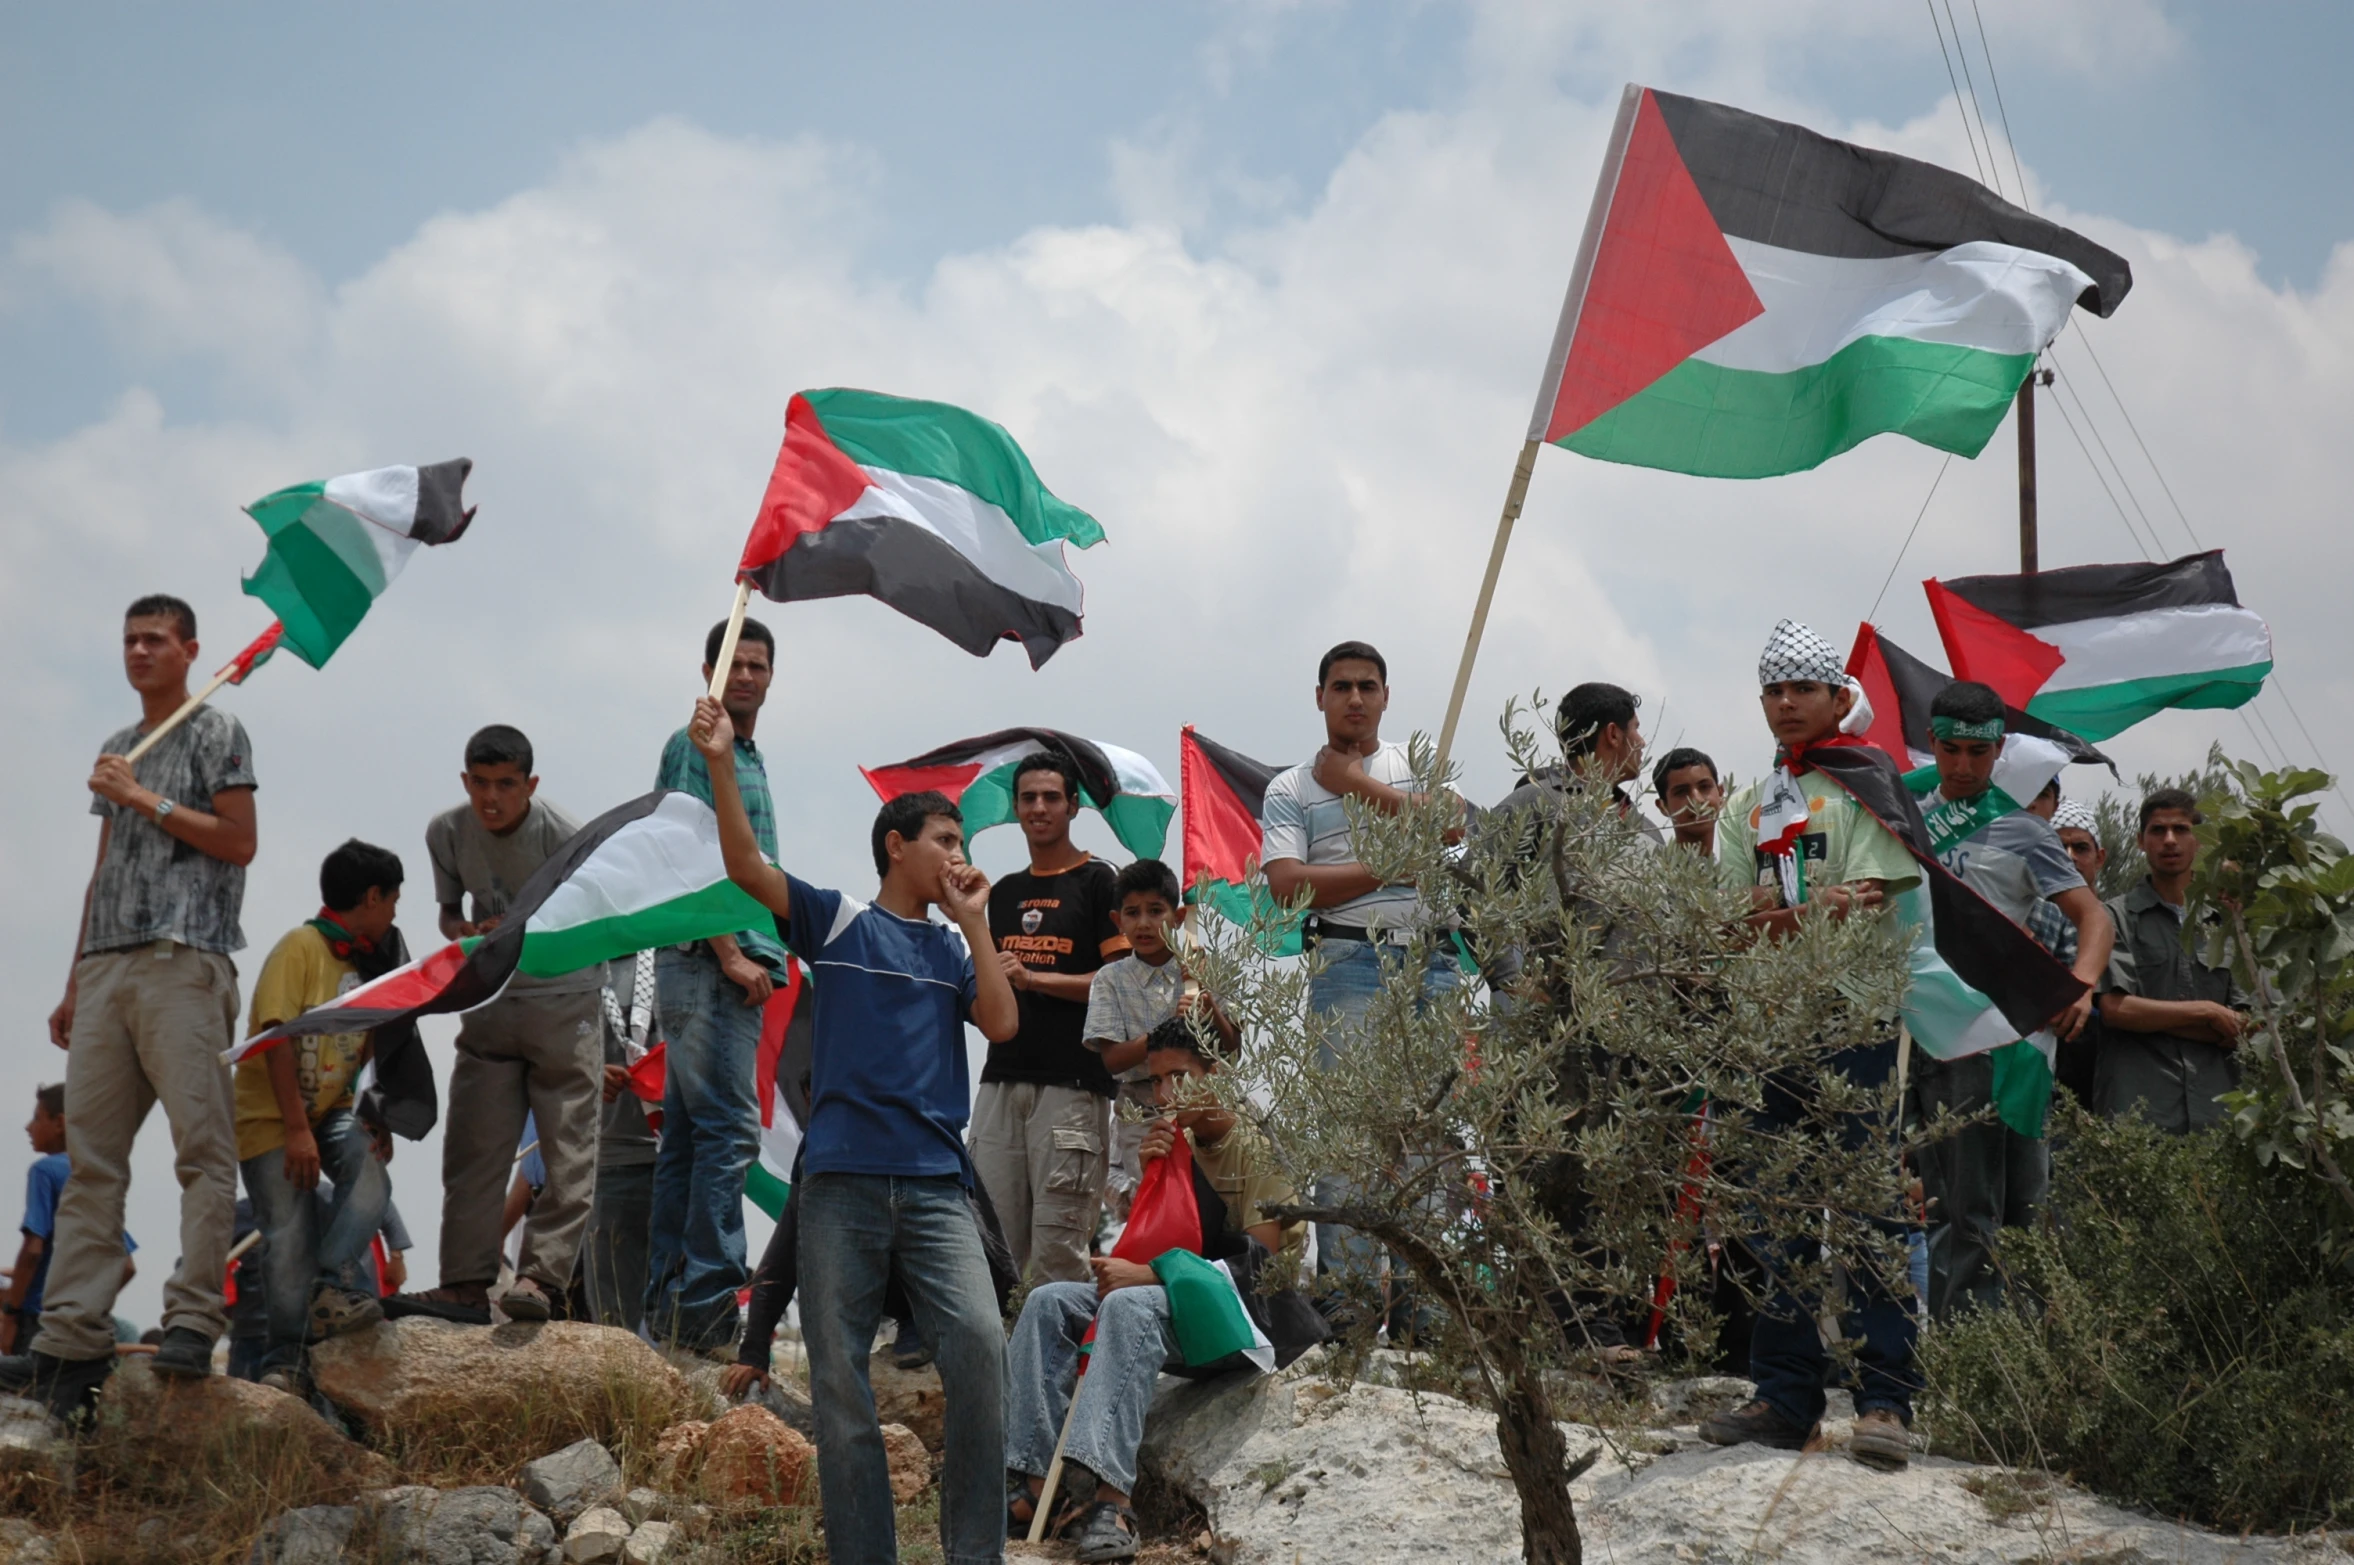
740, 389, 1103, 668
862, 727, 1175, 860
1179, 726, 1302, 956
1928, 552, 2272, 741
228, 791, 772, 1061
1794, 744, 2085, 1075
1530, 86, 2129, 478
242, 461, 475, 667
1847, 623, 2109, 772
745, 967, 812, 1221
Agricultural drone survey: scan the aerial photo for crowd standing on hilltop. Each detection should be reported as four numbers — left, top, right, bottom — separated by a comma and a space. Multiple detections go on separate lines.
0, 592, 2256, 1564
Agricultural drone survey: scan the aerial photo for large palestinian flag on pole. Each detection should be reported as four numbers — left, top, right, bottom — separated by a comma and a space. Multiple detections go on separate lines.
1179, 727, 1302, 956
242, 461, 475, 666
1847, 623, 2109, 772
1927, 552, 2272, 742
1530, 86, 2131, 478
741, 389, 1103, 668
745, 965, 812, 1221
228, 790, 773, 1061
862, 728, 1176, 860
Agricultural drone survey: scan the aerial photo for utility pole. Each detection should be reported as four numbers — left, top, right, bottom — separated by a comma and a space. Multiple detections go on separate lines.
2017, 365, 2054, 573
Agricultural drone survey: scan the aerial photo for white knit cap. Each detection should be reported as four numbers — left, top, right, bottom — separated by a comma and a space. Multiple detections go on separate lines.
1757, 619, 1847, 687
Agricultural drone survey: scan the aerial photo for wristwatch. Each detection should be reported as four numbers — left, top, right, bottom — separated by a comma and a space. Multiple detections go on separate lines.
153, 797, 175, 823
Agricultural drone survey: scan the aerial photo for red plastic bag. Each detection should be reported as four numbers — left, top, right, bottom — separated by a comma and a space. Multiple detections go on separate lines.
1112, 1127, 1200, 1262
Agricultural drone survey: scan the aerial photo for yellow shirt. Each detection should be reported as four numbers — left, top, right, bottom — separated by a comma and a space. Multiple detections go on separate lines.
235, 925, 371, 1161
1190, 1120, 1306, 1260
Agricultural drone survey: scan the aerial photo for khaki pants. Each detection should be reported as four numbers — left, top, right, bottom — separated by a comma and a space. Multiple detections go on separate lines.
36, 945, 240, 1361
970, 1081, 1108, 1285
438, 987, 602, 1291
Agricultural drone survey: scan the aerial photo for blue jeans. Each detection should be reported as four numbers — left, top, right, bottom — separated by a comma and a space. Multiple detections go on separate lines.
1746, 1231, 1920, 1428
238, 1110, 389, 1370
585, 1159, 655, 1332
1306, 938, 1461, 1282
644, 945, 763, 1347
1005, 1281, 1176, 1497
800, 1173, 1004, 1565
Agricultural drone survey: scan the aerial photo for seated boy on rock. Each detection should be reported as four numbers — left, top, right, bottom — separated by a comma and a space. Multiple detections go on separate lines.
1004, 1016, 1327, 1562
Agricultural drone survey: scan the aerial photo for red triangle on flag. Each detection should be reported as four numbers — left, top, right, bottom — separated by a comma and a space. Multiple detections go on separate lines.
753, 963, 804, 1133
1543, 90, 1764, 442
1845, 624, 1915, 767
1926, 580, 2065, 709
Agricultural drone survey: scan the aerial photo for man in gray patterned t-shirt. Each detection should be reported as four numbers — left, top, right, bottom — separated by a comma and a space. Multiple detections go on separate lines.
6, 595, 258, 1418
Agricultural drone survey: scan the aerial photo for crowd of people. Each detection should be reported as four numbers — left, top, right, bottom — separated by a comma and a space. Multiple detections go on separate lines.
2, 593, 2255, 1565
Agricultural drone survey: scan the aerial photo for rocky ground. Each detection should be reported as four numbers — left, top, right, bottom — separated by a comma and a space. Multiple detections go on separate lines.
0, 1322, 2338, 1564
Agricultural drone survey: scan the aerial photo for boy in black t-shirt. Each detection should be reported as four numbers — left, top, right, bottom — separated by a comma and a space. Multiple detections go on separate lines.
973, 752, 1127, 1286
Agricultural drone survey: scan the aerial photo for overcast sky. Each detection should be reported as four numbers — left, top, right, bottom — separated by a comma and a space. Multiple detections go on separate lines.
6, 1, 2349, 1327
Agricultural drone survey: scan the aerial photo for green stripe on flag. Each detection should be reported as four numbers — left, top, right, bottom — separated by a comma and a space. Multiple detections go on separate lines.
1194, 878, 1303, 957
1099, 793, 1175, 861
745, 1161, 790, 1222
1989, 1037, 2056, 1138
515, 878, 777, 978
1557, 336, 2032, 479
2025, 662, 2273, 742
1148, 1248, 1273, 1370
242, 486, 391, 667
803, 387, 1105, 550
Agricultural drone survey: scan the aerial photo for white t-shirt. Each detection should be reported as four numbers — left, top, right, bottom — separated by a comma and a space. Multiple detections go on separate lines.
1259, 741, 1425, 933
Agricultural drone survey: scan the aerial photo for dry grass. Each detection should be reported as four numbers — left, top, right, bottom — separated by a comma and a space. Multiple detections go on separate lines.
366, 1342, 690, 1490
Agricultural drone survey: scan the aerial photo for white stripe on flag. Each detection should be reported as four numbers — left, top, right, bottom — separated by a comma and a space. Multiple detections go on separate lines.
2034, 603, 2274, 691
838, 468, 1085, 612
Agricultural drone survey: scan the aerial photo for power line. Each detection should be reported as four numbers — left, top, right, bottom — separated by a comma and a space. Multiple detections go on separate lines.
1968, 0, 2032, 204
2066, 318, 2206, 552
2045, 349, 2169, 552
2041, 387, 2157, 559
1922, 0, 1990, 183
1942, 0, 2003, 197
1870, 454, 1954, 621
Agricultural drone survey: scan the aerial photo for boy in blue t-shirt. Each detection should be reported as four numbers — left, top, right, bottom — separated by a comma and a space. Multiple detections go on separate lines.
691, 696, 1019, 1565
4, 1085, 135, 1355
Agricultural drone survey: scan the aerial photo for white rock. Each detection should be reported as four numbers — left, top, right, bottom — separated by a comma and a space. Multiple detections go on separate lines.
563, 1505, 632, 1565
1139, 1368, 2322, 1565
523, 1438, 624, 1525
618, 1487, 663, 1526
622, 1520, 676, 1565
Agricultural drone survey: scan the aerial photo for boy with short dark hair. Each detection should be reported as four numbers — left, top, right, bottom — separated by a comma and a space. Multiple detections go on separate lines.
693, 695, 1019, 1565
974, 751, 1126, 1287
1004, 1020, 1322, 1560
235, 839, 408, 1389
1084, 860, 1234, 1212
3, 1087, 135, 1357
1651, 747, 1724, 852
2095, 789, 2249, 1132
391, 725, 598, 1325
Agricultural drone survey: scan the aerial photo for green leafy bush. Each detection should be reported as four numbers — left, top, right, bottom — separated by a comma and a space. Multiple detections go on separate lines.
1924, 1103, 2354, 1531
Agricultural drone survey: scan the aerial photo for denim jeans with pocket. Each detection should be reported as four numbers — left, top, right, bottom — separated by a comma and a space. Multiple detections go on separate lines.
1305, 938, 1461, 1284
799, 1172, 1005, 1565
1004, 1280, 1176, 1496
238, 1109, 390, 1370
644, 944, 763, 1347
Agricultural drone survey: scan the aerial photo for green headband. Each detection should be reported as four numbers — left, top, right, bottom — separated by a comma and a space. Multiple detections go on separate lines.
1931, 714, 2005, 742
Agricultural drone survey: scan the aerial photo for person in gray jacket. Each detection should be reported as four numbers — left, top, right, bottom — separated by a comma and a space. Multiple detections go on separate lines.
2095, 788, 2250, 1133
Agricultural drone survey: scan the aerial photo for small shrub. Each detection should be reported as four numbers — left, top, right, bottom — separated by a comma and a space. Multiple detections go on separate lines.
370, 1343, 689, 1490
1924, 1104, 2354, 1531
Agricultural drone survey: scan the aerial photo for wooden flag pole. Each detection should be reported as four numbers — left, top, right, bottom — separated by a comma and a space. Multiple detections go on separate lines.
1431, 438, 1542, 781
708, 580, 753, 701
1026, 1390, 1087, 1544
124, 620, 287, 764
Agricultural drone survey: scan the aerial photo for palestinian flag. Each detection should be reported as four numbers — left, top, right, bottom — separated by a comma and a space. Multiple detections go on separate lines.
745, 966, 813, 1221
1927, 551, 2272, 741
862, 728, 1175, 860
242, 461, 475, 667
227, 790, 772, 1061
1792, 744, 2084, 1078
742, 389, 1102, 668
1531, 86, 2130, 478
1111, 1130, 1276, 1372
1178, 726, 1301, 956
1847, 623, 2109, 772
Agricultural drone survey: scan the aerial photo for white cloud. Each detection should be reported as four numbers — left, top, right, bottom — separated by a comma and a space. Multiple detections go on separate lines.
2, 6, 2341, 1324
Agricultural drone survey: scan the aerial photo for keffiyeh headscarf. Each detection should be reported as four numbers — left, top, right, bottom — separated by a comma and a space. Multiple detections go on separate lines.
2052, 800, 2097, 835
1757, 619, 1875, 738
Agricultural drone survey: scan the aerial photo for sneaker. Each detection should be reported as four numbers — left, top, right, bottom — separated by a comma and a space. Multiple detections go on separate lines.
1697, 1398, 1818, 1451
308, 1285, 384, 1341
0, 1350, 113, 1422
150, 1326, 216, 1379
888, 1320, 933, 1370
1849, 1407, 1912, 1471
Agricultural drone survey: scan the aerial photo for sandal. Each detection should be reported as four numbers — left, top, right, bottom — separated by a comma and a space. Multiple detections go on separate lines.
307, 1284, 384, 1341
1072, 1498, 1140, 1562
1004, 1470, 1090, 1540
382, 1287, 492, 1326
